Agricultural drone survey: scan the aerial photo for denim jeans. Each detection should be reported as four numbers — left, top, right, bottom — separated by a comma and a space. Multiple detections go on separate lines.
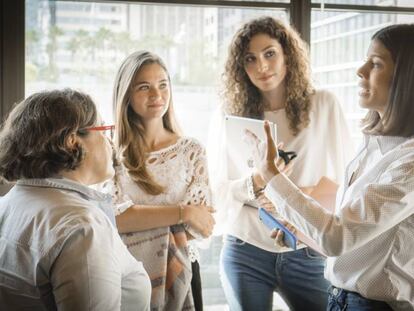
220, 235, 330, 311
327, 286, 393, 311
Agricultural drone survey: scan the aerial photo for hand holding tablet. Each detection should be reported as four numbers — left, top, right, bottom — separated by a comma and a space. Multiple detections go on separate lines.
258, 207, 297, 250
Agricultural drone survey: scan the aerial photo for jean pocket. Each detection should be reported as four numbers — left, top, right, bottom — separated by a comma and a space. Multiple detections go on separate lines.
346, 293, 391, 310
304, 247, 324, 259
225, 235, 246, 246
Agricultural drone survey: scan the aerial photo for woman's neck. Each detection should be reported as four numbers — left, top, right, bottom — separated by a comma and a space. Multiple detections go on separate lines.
261, 83, 287, 111
59, 169, 89, 185
143, 119, 177, 152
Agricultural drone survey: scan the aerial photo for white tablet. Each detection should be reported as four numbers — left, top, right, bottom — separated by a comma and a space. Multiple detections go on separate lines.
224, 115, 277, 180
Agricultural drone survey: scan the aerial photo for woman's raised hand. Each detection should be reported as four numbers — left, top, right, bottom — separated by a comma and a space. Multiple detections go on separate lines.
244, 121, 281, 184
183, 205, 216, 238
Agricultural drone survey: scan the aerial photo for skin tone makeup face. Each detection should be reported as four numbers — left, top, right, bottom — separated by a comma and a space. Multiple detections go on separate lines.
244, 33, 287, 94
130, 63, 171, 122
357, 39, 395, 118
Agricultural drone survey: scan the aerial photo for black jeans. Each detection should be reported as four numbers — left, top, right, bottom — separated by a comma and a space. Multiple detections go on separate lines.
191, 260, 203, 311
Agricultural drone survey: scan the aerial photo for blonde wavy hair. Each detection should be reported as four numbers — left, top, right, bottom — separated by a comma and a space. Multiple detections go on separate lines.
223, 16, 314, 135
113, 51, 181, 195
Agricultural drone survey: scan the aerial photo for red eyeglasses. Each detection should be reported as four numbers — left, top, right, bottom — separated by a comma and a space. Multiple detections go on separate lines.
79, 125, 115, 139
85, 125, 115, 132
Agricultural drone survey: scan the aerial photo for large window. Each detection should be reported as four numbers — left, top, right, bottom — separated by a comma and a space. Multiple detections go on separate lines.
23, 0, 414, 310
25, 1, 287, 143
25, 1, 288, 309
312, 0, 414, 6
311, 5, 414, 147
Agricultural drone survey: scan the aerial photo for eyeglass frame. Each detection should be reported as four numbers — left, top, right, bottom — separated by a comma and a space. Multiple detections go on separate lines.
78, 125, 115, 139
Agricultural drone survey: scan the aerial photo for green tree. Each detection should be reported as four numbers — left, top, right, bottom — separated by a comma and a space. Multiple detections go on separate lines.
25, 29, 40, 82
45, 25, 64, 81
90, 27, 113, 61
26, 29, 39, 59
184, 40, 219, 86
112, 31, 138, 57
137, 34, 175, 52
75, 29, 90, 55
67, 36, 80, 61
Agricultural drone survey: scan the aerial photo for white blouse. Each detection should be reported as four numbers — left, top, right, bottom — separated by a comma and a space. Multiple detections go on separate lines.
110, 137, 212, 260
208, 89, 354, 252
0, 178, 151, 311
265, 135, 414, 310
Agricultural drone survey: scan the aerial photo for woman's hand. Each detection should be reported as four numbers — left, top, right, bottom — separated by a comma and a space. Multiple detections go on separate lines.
244, 121, 281, 184
275, 147, 295, 177
257, 193, 276, 213
270, 220, 298, 248
182, 205, 216, 238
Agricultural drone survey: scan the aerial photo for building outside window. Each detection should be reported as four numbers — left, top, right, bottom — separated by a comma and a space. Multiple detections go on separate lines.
311, 0, 414, 146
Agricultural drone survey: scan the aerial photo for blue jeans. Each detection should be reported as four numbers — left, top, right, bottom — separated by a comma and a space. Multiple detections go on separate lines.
220, 235, 330, 311
327, 286, 392, 311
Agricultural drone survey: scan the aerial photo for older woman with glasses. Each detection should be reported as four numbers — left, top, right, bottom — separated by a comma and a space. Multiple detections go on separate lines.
0, 89, 151, 310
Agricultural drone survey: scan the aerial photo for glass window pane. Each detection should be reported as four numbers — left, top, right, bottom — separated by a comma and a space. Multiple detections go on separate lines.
312, 0, 414, 7
221, 0, 290, 2
25, 1, 287, 138
25, 1, 288, 308
311, 10, 414, 147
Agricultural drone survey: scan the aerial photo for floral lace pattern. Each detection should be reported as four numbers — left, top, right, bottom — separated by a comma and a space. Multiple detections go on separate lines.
104, 137, 211, 310
114, 137, 211, 208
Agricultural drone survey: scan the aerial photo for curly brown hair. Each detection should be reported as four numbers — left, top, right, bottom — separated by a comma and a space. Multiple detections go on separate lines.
223, 16, 314, 135
0, 89, 97, 181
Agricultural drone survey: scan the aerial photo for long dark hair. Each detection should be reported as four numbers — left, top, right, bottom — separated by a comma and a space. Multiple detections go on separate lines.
362, 24, 414, 137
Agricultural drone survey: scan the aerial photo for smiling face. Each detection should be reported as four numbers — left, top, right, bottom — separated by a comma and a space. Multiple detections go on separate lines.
243, 33, 287, 93
357, 39, 395, 117
130, 62, 170, 121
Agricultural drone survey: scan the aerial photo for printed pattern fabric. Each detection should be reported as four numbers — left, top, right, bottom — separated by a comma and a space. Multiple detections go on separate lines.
107, 137, 211, 311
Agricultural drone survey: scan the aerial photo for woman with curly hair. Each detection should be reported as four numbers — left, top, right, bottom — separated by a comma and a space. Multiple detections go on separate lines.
208, 16, 353, 310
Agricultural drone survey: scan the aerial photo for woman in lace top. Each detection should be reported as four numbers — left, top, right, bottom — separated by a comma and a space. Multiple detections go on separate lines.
108, 50, 215, 311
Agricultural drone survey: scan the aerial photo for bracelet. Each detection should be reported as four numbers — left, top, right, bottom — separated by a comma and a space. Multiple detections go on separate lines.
246, 174, 256, 200
246, 174, 264, 200
115, 200, 134, 216
178, 204, 184, 224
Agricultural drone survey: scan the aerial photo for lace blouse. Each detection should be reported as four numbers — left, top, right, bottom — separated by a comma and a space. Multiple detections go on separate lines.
106, 137, 211, 310
110, 136, 212, 257
115, 137, 210, 206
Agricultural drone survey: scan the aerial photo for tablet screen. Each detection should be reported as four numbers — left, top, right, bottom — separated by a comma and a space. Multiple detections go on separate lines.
224, 115, 277, 180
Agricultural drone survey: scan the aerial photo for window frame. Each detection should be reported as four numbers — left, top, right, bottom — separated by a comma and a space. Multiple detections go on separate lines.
1, 0, 414, 119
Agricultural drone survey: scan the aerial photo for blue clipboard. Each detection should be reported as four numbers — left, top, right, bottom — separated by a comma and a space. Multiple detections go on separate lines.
258, 208, 297, 250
